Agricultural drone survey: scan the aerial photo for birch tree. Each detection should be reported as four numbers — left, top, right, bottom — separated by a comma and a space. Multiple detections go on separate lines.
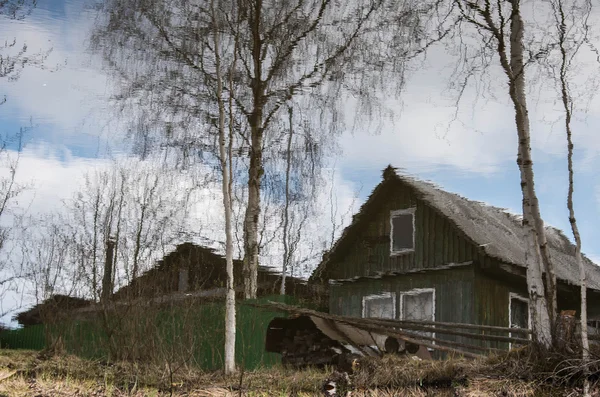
91, 0, 433, 299
546, 0, 594, 391
454, 0, 556, 346
278, 105, 323, 292
279, 107, 294, 295
209, 0, 237, 373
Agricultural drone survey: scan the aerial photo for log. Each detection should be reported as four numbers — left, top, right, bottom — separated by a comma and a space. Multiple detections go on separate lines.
364, 321, 530, 345
334, 319, 483, 359
390, 329, 504, 353
343, 313, 531, 335
258, 302, 531, 335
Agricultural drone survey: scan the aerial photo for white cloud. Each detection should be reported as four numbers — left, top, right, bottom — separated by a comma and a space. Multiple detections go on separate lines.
0, 4, 115, 142
7, 145, 111, 216
336, 19, 600, 175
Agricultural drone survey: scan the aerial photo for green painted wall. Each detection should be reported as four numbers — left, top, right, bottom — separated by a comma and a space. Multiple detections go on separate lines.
1, 296, 289, 371
0, 324, 46, 350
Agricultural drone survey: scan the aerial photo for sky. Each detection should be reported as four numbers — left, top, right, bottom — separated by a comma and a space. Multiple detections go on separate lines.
1, 0, 600, 323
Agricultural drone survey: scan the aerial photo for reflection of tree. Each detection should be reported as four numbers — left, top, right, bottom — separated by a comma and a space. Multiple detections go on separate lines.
0, 0, 53, 104
0, 128, 29, 319
19, 160, 195, 307
91, 0, 438, 301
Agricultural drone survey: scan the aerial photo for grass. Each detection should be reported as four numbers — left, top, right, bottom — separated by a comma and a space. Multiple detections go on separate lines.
0, 349, 597, 396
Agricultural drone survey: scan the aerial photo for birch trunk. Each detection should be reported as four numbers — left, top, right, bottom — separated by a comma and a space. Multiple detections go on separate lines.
554, 0, 589, 390
507, 0, 553, 346
567, 129, 590, 394
243, 0, 264, 300
243, 136, 261, 299
211, 0, 236, 374
456, 0, 556, 346
280, 107, 294, 295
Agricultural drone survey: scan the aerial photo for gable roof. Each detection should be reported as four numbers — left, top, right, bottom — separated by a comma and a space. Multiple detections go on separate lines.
312, 166, 600, 290
113, 242, 311, 300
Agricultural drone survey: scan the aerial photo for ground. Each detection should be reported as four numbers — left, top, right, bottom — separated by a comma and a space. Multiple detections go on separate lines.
0, 350, 595, 396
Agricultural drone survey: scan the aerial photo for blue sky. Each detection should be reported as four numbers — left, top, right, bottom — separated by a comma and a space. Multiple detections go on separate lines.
2, 0, 600, 316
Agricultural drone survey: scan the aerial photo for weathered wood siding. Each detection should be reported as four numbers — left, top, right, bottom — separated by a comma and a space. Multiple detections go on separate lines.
327, 181, 478, 280
474, 265, 600, 349
472, 266, 525, 350
324, 177, 600, 352
329, 266, 476, 349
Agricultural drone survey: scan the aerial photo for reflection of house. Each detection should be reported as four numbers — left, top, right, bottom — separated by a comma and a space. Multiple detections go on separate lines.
17, 243, 317, 326
113, 242, 313, 301
15, 295, 91, 327
310, 166, 600, 349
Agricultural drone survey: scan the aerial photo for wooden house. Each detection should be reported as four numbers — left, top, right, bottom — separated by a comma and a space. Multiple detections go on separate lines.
113, 242, 313, 301
14, 295, 91, 327
19, 243, 315, 324
310, 166, 600, 349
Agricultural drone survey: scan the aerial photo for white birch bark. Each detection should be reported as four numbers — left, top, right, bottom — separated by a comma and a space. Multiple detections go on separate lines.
553, 0, 589, 390
211, 0, 236, 374
242, 0, 264, 300
507, 0, 553, 347
456, 0, 555, 345
280, 107, 294, 295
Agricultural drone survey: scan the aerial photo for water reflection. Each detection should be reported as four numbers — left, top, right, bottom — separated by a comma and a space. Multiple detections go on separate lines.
0, 0, 114, 156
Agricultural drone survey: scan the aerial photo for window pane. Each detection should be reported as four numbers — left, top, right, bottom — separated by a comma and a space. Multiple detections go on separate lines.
364, 296, 394, 319
402, 292, 433, 322
401, 291, 434, 339
178, 269, 189, 292
510, 298, 528, 329
392, 213, 413, 251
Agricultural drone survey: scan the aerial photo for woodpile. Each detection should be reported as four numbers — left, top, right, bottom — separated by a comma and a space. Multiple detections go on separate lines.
280, 327, 346, 367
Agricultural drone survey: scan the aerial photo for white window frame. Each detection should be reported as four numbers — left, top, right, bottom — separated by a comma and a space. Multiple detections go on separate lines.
390, 208, 416, 256
362, 292, 396, 319
399, 288, 436, 346
588, 320, 600, 336
508, 292, 531, 349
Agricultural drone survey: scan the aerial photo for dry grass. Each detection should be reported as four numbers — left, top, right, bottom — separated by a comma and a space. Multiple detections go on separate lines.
0, 349, 598, 396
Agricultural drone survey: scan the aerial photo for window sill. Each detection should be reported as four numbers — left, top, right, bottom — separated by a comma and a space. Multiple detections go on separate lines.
390, 249, 415, 257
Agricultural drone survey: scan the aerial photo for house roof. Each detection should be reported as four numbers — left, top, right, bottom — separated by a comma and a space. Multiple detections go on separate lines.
312, 166, 600, 290
14, 295, 91, 327
113, 242, 310, 299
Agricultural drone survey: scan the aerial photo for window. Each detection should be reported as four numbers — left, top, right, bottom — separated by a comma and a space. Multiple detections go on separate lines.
588, 320, 600, 336
178, 269, 189, 292
399, 288, 435, 340
390, 208, 415, 255
362, 292, 396, 319
509, 293, 530, 348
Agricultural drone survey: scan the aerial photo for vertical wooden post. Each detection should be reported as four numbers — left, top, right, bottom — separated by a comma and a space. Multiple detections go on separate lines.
101, 238, 115, 302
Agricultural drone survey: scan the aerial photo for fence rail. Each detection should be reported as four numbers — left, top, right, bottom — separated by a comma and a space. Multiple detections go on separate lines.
256, 301, 531, 358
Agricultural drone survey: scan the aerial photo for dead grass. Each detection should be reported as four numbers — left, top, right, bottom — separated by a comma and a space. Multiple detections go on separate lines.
0, 349, 598, 396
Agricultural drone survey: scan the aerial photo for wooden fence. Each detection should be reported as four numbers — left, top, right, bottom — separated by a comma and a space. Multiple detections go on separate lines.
258, 302, 535, 359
